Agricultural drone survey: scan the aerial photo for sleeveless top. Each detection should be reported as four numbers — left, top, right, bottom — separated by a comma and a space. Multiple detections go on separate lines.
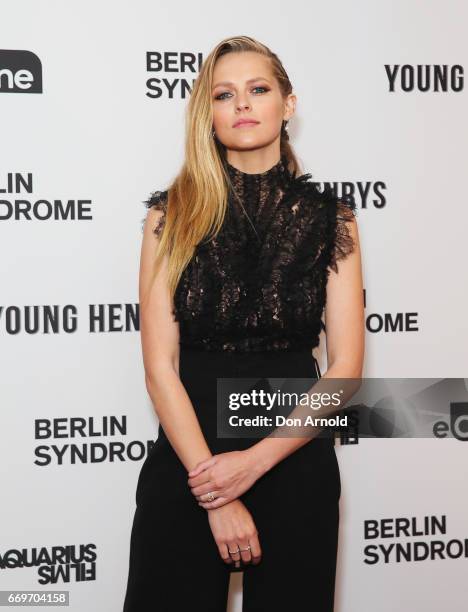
142, 155, 357, 353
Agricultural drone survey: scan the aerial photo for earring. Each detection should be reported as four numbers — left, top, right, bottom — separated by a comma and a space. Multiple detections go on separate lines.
284, 120, 289, 132
211, 128, 216, 138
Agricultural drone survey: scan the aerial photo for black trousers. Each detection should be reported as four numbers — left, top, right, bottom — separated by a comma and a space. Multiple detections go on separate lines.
123, 347, 341, 612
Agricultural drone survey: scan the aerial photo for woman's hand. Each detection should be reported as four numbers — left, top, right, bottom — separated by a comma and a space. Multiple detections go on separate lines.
187, 449, 266, 509
207, 499, 262, 569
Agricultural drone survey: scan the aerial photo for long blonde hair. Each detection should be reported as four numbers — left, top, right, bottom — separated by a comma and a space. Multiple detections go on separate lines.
145, 35, 302, 307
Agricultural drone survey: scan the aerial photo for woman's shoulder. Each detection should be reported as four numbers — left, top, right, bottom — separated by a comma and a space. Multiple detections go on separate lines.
141, 189, 169, 236
289, 172, 356, 214
288, 172, 358, 270
145, 189, 169, 211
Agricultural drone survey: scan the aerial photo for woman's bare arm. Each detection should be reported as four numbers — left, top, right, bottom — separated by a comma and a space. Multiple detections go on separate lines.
139, 207, 214, 472
141, 208, 263, 565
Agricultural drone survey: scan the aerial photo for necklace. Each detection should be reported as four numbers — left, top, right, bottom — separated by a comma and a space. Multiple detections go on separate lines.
230, 187, 261, 241
225, 156, 288, 243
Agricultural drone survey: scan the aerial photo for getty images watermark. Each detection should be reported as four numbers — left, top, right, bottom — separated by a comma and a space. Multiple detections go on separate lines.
227, 386, 347, 428
216, 377, 468, 440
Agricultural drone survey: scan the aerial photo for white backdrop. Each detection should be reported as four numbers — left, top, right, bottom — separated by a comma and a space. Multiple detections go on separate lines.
1, 1, 467, 610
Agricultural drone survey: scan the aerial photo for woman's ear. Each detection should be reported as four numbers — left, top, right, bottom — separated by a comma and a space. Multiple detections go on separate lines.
283, 93, 297, 122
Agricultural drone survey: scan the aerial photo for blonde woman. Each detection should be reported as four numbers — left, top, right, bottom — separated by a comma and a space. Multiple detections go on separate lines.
123, 35, 364, 612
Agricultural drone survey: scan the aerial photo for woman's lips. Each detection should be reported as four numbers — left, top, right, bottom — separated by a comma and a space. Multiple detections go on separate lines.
233, 120, 260, 128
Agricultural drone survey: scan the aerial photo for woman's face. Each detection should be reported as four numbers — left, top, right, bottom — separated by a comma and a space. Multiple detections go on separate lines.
211, 51, 295, 153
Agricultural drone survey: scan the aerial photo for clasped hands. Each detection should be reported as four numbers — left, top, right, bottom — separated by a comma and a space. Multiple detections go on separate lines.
187, 449, 265, 509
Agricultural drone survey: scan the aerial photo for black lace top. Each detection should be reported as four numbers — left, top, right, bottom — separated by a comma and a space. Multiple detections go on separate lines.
143, 155, 357, 352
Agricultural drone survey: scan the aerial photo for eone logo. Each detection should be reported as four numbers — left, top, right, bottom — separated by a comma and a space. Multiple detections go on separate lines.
433, 402, 468, 441
0, 50, 43, 94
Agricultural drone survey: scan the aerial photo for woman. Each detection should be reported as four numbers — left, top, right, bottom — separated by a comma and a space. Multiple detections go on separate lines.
123, 35, 364, 612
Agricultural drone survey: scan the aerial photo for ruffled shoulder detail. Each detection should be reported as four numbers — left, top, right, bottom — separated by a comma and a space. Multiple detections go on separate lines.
325, 189, 357, 272
288, 174, 357, 272
141, 189, 168, 236
331, 195, 357, 270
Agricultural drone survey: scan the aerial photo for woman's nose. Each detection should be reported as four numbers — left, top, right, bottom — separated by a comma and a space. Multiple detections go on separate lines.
236, 101, 250, 111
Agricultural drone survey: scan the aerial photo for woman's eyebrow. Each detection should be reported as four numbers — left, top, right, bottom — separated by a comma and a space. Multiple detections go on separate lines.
212, 77, 271, 89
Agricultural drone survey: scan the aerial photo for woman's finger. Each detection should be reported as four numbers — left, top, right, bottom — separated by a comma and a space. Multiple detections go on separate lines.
198, 490, 221, 503
188, 471, 213, 489
249, 534, 262, 565
192, 482, 218, 498
188, 456, 216, 477
227, 541, 241, 568
198, 496, 230, 509
237, 540, 253, 565
218, 543, 233, 565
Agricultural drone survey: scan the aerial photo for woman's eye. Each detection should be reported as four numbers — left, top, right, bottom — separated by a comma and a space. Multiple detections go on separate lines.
214, 86, 269, 100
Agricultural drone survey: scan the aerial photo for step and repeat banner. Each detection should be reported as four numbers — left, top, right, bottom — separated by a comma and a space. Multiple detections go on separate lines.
1, 1, 467, 610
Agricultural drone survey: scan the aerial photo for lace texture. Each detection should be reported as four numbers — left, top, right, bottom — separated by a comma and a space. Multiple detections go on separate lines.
142, 189, 168, 235
143, 155, 357, 352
